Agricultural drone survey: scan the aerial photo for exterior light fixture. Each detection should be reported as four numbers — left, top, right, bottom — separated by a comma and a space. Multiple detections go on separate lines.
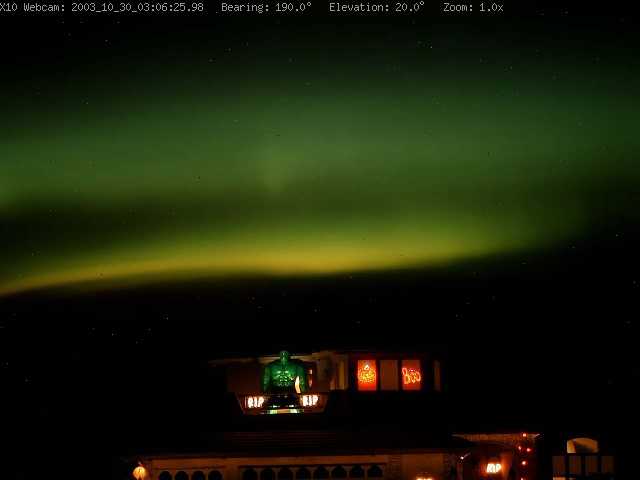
521, 460, 527, 466
415, 475, 434, 480
486, 462, 502, 474
133, 464, 148, 480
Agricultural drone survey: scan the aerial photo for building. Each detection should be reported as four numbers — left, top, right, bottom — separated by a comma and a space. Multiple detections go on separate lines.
132, 349, 615, 480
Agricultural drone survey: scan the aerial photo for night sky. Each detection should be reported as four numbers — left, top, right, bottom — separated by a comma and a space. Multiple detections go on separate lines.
0, 4, 639, 480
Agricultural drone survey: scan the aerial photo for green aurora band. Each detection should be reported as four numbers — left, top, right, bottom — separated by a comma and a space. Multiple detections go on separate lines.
1, 35, 639, 296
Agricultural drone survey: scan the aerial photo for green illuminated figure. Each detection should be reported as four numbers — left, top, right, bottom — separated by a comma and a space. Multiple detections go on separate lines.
261, 350, 309, 394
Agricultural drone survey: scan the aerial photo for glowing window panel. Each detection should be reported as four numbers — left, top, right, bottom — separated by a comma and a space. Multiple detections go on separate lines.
357, 360, 377, 391
401, 359, 422, 390
306, 364, 315, 389
245, 395, 265, 409
266, 408, 302, 415
301, 394, 319, 407
380, 359, 399, 391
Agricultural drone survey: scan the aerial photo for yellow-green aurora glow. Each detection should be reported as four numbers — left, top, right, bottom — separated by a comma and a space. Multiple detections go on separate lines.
1, 34, 639, 296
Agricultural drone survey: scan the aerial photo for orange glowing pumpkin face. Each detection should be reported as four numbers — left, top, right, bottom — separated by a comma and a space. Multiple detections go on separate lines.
357, 360, 377, 391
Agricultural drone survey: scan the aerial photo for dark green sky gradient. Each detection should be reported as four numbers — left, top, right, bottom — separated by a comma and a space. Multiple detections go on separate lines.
1, 20, 639, 295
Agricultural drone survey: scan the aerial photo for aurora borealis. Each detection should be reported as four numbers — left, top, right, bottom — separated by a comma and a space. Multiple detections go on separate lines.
1, 18, 639, 296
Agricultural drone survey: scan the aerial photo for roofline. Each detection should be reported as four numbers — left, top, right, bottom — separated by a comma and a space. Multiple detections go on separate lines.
208, 349, 441, 366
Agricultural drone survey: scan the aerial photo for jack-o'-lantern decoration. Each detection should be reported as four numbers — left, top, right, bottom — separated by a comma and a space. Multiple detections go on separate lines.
357, 360, 377, 391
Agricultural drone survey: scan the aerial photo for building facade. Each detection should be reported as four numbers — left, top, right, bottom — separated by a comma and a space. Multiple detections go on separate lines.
134, 350, 613, 480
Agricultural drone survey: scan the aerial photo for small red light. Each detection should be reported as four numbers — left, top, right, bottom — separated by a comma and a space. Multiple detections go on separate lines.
517, 445, 522, 451
521, 460, 527, 466
526, 447, 532, 453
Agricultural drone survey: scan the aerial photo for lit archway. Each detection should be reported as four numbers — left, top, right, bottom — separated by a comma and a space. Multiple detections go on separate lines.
567, 437, 599, 454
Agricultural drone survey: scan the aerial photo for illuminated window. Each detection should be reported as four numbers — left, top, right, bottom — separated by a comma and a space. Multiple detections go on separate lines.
246, 395, 265, 409
433, 359, 442, 392
567, 437, 599, 454
302, 394, 319, 407
401, 359, 422, 390
357, 359, 377, 391
554, 453, 614, 478
380, 359, 399, 390
585, 456, 599, 475
305, 362, 315, 389
569, 457, 581, 475
601, 456, 614, 474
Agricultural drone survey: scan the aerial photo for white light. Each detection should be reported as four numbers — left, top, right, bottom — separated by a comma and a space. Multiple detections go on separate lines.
246, 396, 265, 409
301, 394, 319, 407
